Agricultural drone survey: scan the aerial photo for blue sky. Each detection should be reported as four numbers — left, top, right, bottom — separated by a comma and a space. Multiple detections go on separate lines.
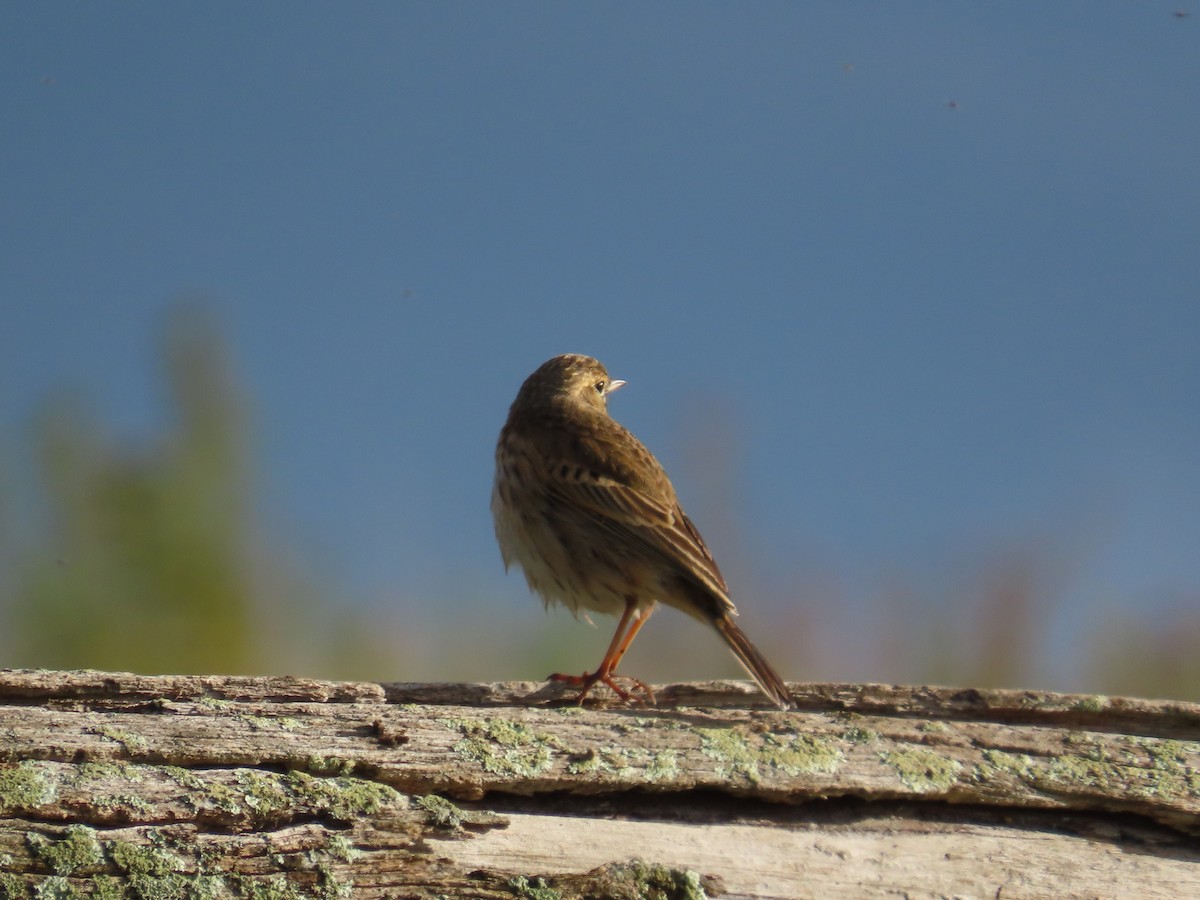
3, 4, 1198, 689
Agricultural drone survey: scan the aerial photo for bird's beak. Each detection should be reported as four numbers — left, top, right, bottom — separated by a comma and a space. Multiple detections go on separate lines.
606, 379, 626, 395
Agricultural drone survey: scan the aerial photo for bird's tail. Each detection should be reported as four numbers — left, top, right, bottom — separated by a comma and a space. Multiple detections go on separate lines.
713, 613, 793, 710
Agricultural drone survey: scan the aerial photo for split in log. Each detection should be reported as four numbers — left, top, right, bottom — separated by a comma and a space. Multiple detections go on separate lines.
1, 669, 1199, 898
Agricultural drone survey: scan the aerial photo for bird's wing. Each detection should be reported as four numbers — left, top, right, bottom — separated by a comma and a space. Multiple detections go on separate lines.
544, 463, 735, 610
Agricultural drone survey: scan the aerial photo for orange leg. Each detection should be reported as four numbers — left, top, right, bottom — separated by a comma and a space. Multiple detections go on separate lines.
550, 600, 656, 705
607, 604, 653, 673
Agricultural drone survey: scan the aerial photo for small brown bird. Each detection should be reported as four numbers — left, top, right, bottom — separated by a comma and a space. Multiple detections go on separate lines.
492, 354, 793, 710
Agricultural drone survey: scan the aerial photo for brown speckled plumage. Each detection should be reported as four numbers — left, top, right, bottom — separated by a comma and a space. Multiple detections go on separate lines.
492, 354, 792, 709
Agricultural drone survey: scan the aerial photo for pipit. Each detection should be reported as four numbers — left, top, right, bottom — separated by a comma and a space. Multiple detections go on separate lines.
492, 353, 792, 710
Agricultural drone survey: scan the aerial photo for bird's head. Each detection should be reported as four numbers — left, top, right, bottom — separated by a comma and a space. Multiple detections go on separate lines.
513, 354, 625, 415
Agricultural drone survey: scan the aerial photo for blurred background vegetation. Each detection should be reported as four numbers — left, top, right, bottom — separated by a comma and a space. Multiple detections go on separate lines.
1, 311, 1196, 701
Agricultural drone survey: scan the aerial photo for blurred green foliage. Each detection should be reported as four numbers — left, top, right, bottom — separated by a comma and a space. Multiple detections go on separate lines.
0, 311, 591, 682
9, 314, 253, 673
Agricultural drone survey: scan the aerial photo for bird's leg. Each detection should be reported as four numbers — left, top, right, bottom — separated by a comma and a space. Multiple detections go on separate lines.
549, 600, 656, 705
593, 604, 655, 703
607, 603, 653, 674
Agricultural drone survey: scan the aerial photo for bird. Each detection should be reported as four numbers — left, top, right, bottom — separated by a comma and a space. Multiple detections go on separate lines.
491, 353, 793, 710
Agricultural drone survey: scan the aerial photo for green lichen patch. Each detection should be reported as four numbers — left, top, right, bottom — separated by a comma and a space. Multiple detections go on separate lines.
415, 794, 468, 831
1140, 738, 1200, 800
310, 866, 353, 900
1071, 696, 1109, 714
88, 726, 148, 755
1032, 734, 1200, 802
160, 766, 245, 817
236, 714, 305, 733
26, 826, 105, 876
323, 835, 358, 864
882, 748, 962, 793
445, 717, 559, 778
68, 762, 145, 788
698, 727, 842, 783
0, 870, 27, 900
94, 793, 154, 816
508, 875, 562, 900
300, 757, 354, 778
1062, 731, 1105, 758
581, 860, 711, 900
237, 771, 292, 820
94, 832, 232, 900
841, 726, 880, 744
697, 727, 761, 782
231, 770, 396, 824
760, 733, 843, 777
566, 749, 616, 777
63, 762, 152, 816
235, 873, 305, 900
107, 838, 185, 879
613, 717, 663, 733
565, 746, 679, 783
68, 827, 353, 900
162, 766, 398, 825
191, 698, 319, 758
1044, 753, 1123, 793
412, 792, 507, 837
32, 875, 75, 899
644, 749, 680, 782
107, 836, 195, 900
231, 865, 350, 900
975, 736, 1200, 807
283, 772, 396, 820
976, 747, 1037, 783
89, 875, 125, 900
0, 761, 57, 813
508, 862, 713, 900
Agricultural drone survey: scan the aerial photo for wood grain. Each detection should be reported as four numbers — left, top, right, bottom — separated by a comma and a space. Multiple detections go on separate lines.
1, 669, 1198, 898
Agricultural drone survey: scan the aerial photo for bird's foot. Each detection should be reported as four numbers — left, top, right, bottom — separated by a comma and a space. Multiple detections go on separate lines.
548, 670, 656, 707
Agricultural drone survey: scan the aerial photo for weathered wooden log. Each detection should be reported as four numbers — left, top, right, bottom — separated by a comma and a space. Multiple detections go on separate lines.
1, 668, 1198, 898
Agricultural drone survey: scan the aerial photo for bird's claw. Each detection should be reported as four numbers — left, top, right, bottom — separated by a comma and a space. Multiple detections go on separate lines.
548, 670, 657, 707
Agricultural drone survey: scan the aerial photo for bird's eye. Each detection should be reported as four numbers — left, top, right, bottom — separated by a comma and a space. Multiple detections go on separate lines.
594, 381, 606, 394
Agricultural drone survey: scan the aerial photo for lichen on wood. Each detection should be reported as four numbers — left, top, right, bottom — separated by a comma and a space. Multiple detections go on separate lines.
1, 669, 1199, 898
